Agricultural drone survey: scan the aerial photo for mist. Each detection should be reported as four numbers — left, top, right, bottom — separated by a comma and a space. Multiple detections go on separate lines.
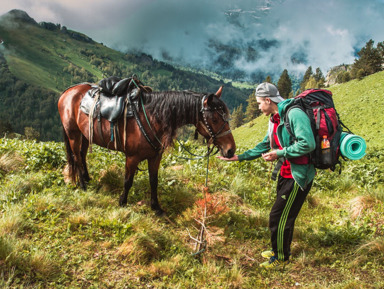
1, 0, 384, 81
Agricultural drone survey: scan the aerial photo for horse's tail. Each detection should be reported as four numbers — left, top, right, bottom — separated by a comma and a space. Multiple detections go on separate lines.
62, 127, 77, 184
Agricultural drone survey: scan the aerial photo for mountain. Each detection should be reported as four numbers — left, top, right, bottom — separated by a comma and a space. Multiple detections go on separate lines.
0, 9, 252, 141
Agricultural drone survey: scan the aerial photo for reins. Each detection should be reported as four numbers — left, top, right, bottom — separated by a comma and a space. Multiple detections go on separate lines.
175, 139, 219, 161
127, 77, 164, 152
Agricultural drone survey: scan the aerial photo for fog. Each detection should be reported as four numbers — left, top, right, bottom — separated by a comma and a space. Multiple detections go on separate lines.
1, 0, 384, 80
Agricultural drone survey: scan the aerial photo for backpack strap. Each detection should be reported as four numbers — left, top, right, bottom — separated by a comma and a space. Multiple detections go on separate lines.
283, 100, 316, 166
283, 104, 302, 140
271, 157, 285, 180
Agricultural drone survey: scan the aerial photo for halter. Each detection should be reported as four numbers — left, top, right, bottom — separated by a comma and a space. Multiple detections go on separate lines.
199, 95, 232, 146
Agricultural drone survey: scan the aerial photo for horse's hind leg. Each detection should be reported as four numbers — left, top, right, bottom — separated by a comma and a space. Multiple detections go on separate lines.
148, 154, 164, 216
80, 135, 90, 183
66, 128, 87, 190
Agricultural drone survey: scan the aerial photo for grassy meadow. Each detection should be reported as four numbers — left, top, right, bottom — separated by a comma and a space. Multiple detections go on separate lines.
1, 72, 384, 288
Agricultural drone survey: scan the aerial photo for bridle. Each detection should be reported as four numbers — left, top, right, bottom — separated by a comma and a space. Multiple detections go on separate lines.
198, 94, 232, 147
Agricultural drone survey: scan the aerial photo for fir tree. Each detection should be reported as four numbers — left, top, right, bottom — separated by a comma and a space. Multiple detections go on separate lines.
351, 39, 383, 79
300, 66, 313, 91
277, 69, 292, 98
230, 104, 245, 129
245, 91, 259, 122
315, 67, 324, 81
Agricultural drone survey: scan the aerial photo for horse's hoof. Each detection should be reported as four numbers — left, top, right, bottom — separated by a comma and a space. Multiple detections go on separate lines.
155, 209, 166, 217
119, 197, 127, 207
78, 183, 87, 191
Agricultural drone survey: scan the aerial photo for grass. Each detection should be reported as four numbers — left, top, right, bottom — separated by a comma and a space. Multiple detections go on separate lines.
0, 73, 384, 288
0, 134, 383, 288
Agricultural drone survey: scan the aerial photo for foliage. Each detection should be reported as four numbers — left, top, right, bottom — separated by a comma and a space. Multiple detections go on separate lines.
300, 66, 313, 91
277, 69, 292, 98
299, 66, 325, 92
351, 39, 384, 79
336, 70, 351, 84
244, 90, 260, 123
230, 104, 245, 129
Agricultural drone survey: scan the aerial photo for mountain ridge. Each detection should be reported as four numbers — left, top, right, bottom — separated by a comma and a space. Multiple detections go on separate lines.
0, 9, 251, 141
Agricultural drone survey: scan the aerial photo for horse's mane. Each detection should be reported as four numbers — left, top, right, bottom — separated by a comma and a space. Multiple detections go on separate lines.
141, 90, 202, 148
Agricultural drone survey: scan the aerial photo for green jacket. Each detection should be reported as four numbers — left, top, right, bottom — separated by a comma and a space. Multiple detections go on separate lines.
238, 98, 316, 189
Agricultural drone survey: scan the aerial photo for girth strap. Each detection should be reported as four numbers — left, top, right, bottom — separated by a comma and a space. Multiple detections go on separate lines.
88, 91, 100, 153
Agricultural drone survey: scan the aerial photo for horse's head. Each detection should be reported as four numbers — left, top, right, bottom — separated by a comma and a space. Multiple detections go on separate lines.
196, 87, 236, 158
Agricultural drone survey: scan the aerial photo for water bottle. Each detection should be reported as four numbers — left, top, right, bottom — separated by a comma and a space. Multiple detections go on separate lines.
321, 135, 332, 165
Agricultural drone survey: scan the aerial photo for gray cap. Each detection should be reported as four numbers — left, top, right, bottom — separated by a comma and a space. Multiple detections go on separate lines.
255, 82, 284, 103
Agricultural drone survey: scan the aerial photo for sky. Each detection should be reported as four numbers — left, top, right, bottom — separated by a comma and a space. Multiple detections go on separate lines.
1, 0, 384, 80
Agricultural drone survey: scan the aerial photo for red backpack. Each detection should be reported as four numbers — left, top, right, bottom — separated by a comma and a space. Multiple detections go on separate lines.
284, 89, 350, 171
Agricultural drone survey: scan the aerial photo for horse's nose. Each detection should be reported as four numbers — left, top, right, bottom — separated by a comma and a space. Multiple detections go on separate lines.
226, 148, 235, 158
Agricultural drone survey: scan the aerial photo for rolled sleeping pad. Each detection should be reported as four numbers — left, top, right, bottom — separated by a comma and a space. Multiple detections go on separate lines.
339, 132, 366, 160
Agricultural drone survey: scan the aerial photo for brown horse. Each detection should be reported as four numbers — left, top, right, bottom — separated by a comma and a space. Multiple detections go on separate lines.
58, 80, 236, 215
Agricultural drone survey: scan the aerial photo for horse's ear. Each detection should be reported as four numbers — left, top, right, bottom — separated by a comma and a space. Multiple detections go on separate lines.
203, 94, 214, 107
215, 86, 223, 98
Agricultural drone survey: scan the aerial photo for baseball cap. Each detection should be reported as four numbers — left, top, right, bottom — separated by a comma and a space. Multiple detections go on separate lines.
255, 82, 284, 103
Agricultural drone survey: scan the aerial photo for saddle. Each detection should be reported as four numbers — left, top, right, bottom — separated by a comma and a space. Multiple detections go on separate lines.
80, 76, 141, 122
79, 76, 150, 151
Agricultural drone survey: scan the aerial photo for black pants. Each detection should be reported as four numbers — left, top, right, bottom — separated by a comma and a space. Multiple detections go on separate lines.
269, 175, 312, 261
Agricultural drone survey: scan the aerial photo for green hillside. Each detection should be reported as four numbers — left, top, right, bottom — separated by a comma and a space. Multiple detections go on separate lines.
233, 70, 384, 151
0, 10, 251, 141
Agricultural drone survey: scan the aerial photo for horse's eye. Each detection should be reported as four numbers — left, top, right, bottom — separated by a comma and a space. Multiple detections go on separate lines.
212, 116, 219, 124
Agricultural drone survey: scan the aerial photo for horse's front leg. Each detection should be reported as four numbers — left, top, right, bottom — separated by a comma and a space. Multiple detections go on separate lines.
119, 156, 139, 207
148, 154, 164, 216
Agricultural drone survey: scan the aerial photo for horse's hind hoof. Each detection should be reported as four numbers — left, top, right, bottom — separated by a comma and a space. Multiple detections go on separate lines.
155, 209, 166, 217
78, 182, 87, 191
119, 196, 127, 207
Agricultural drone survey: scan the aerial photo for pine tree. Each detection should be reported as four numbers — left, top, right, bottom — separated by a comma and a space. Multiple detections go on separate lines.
245, 91, 259, 122
277, 69, 292, 98
314, 67, 324, 81
377, 41, 384, 60
300, 66, 313, 91
351, 39, 383, 79
313, 67, 325, 87
230, 104, 245, 129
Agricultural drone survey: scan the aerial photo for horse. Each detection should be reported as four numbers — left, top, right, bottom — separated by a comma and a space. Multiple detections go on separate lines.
58, 79, 236, 215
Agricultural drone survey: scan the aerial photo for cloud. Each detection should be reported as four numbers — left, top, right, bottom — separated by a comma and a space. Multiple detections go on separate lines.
1, 0, 384, 80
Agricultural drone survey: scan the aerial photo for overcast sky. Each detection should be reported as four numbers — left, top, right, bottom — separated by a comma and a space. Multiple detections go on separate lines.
1, 0, 384, 79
